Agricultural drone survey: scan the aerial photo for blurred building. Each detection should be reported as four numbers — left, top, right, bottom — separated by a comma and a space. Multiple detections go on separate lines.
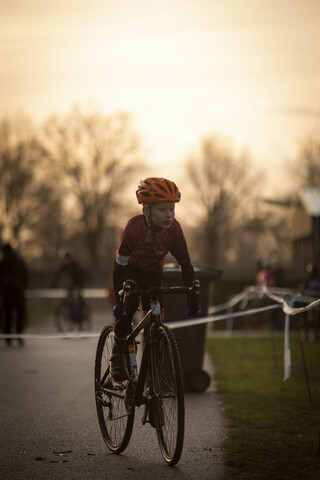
288, 187, 320, 275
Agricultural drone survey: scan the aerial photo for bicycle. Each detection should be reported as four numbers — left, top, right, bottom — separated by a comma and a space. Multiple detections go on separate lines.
94, 279, 200, 466
54, 288, 91, 332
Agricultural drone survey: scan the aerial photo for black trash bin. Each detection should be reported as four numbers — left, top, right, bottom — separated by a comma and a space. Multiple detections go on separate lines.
163, 264, 222, 392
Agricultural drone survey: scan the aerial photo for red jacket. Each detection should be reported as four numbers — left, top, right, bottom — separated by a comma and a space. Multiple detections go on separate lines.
116, 215, 192, 273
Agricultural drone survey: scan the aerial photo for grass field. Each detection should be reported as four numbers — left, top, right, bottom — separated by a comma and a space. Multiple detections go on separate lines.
27, 297, 55, 326
206, 334, 320, 480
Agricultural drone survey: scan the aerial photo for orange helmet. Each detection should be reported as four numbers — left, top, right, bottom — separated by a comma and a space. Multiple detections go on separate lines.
136, 177, 181, 204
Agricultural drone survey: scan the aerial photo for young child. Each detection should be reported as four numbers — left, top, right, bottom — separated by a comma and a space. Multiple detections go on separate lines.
110, 177, 200, 381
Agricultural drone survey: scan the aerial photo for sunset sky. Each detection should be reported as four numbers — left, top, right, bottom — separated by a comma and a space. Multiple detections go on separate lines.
1, 0, 320, 191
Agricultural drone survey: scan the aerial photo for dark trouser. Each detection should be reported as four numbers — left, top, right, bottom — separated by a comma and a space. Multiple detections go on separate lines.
3, 287, 26, 337
114, 268, 163, 339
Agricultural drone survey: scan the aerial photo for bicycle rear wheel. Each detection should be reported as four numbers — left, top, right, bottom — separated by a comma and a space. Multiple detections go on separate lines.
75, 299, 92, 331
54, 301, 74, 332
152, 324, 184, 466
94, 324, 134, 453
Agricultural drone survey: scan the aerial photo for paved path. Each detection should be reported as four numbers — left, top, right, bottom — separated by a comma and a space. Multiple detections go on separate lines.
0, 309, 230, 479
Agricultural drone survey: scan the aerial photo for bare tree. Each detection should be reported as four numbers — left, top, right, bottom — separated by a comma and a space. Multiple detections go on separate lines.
184, 134, 264, 269
0, 114, 64, 260
42, 105, 146, 267
290, 134, 320, 188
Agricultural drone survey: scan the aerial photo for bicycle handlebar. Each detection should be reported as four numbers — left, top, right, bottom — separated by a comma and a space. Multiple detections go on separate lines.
118, 279, 200, 302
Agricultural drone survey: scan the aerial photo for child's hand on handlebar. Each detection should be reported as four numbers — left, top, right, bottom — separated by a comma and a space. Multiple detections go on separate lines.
113, 304, 128, 320
117, 279, 137, 316
187, 280, 202, 317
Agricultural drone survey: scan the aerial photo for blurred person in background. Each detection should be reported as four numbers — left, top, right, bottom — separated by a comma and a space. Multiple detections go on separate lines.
51, 247, 87, 294
256, 257, 276, 288
272, 258, 286, 288
0, 243, 28, 346
51, 248, 91, 327
256, 257, 283, 330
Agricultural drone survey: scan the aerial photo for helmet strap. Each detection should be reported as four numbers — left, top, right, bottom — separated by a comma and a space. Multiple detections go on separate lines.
145, 204, 153, 242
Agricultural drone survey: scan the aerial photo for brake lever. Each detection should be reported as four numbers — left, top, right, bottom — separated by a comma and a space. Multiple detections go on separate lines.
188, 279, 201, 314
120, 280, 133, 315
192, 279, 200, 295
189, 279, 200, 296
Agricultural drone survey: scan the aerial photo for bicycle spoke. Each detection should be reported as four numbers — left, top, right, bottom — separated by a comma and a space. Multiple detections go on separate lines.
94, 325, 134, 453
153, 325, 184, 465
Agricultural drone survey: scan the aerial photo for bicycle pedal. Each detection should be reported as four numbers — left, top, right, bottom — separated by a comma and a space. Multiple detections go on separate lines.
96, 395, 109, 407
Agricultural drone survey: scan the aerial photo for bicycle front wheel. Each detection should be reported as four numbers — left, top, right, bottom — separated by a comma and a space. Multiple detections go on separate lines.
152, 324, 185, 466
94, 324, 134, 453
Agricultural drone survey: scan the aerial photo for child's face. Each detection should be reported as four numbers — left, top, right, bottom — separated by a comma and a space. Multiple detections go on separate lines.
144, 201, 175, 229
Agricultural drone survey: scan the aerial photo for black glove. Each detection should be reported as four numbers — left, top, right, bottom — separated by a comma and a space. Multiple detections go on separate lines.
187, 288, 202, 317
115, 279, 137, 317
122, 279, 137, 292
113, 303, 128, 321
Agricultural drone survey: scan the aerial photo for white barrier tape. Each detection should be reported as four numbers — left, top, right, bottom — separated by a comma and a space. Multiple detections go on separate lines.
25, 286, 320, 318
208, 288, 254, 314
283, 298, 320, 315
261, 286, 320, 315
3, 286, 317, 385
26, 288, 108, 299
208, 285, 320, 317
167, 303, 282, 329
0, 331, 101, 339
2, 286, 319, 339
265, 287, 316, 304
0, 303, 282, 339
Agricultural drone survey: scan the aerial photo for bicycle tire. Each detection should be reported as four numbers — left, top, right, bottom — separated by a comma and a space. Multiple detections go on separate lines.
54, 301, 75, 332
76, 300, 92, 331
152, 324, 185, 466
55, 298, 92, 333
94, 324, 134, 453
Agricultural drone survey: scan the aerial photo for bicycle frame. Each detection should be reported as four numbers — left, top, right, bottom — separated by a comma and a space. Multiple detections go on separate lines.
95, 279, 200, 465
119, 282, 200, 407
125, 302, 161, 408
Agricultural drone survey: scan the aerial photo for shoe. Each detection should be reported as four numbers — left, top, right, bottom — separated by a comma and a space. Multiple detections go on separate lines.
110, 344, 129, 382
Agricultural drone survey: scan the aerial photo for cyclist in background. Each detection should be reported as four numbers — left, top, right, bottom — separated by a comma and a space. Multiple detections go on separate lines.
110, 177, 201, 381
51, 248, 91, 331
51, 247, 86, 294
